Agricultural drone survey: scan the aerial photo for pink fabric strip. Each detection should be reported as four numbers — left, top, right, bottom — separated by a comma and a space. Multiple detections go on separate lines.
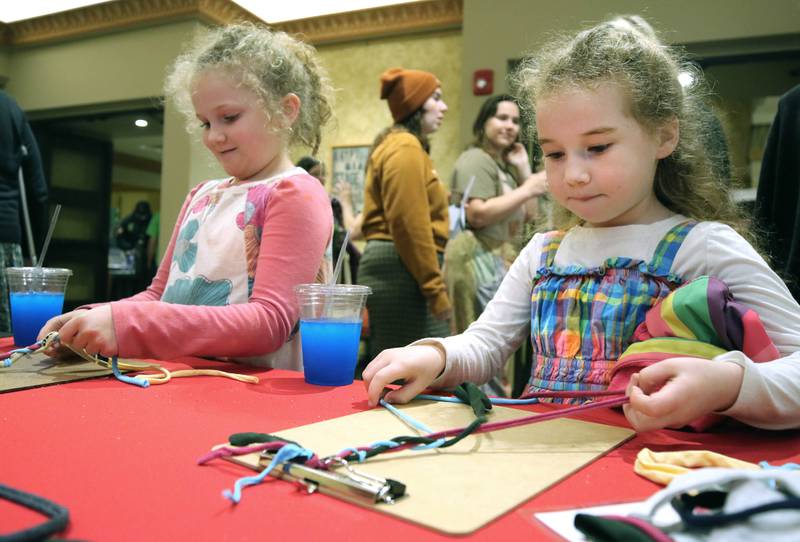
197, 442, 291, 465
339, 395, 630, 458
465, 396, 630, 437
602, 514, 674, 542
517, 389, 625, 399
197, 441, 326, 469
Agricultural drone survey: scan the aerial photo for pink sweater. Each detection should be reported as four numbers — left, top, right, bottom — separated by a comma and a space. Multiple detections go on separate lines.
106, 173, 332, 360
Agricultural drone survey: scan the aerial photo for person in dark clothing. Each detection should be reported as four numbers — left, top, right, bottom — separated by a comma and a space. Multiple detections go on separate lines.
0, 90, 48, 333
296, 155, 361, 282
115, 201, 152, 251
114, 201, 153, 294
756, 84, 800, 302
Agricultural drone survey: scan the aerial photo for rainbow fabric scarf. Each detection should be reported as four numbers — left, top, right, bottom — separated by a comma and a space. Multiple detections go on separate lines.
609, 275, 779, 430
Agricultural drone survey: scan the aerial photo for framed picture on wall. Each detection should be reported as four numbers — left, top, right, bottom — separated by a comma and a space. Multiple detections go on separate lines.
331, 145, 370, 213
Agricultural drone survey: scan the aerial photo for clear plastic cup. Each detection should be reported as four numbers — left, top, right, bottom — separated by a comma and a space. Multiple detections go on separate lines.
6, 267, 72, 347
295, 283, 371, 386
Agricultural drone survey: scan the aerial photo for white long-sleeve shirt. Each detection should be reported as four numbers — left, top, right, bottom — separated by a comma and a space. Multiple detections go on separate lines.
428, 214, 800, 430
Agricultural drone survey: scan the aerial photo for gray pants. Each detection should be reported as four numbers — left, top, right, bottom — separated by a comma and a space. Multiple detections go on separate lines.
0, 243, 23, 333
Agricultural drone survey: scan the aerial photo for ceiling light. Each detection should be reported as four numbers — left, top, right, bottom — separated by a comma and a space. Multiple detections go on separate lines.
134, 119, 149, 128
232, 0, 421, 23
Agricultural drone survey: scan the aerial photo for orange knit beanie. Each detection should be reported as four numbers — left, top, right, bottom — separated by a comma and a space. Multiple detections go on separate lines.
379, 67, 440, 122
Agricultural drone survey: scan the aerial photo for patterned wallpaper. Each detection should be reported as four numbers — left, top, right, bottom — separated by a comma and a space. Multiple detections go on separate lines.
311, 29, 463, 193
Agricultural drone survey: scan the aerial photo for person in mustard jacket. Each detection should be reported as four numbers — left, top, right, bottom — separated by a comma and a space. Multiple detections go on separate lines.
359, 67, 451, 360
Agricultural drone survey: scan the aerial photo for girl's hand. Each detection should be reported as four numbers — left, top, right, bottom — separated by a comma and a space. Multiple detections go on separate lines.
38, 309, 88, 359
522, 170, 548, 199
362, 345, 446, 407
505, 143, 531, 176
623, 357, 744, 432
56, 305, 119, 359
334, 181, 352, 202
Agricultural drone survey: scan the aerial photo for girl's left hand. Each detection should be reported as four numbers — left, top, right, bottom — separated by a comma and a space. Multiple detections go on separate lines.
334, 181, 351, 201
505, 143, 531, 175
57, 305, 119, 358
622, 357, 744, 432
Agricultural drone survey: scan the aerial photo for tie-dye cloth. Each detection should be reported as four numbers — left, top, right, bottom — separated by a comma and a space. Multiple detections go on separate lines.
610, 275, 779, 430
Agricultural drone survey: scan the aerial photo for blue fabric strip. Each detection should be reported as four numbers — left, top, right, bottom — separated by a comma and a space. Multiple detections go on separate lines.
223, 444, 313, 503
110, 356, 149, 388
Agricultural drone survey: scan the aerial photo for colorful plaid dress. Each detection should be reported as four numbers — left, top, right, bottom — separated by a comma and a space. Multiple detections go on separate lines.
525, 221, 695, 403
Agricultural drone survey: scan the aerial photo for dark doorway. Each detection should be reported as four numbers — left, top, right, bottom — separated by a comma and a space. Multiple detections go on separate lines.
31, 107, 163, 310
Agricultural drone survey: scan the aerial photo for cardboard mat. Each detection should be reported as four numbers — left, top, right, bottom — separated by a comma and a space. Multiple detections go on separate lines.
0, 352, 132, 393
221, 400, 635, 534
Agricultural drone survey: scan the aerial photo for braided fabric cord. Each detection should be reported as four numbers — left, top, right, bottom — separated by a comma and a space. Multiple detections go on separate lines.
200, 384, 630, 503
0, 483, 69, 542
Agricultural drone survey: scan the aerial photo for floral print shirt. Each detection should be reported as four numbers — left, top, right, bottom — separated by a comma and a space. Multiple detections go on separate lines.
106, 169, 332, 370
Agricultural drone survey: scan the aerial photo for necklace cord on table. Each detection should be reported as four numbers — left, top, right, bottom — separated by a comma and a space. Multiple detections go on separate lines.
0, 331, 258, 387
0, 483, 69, 542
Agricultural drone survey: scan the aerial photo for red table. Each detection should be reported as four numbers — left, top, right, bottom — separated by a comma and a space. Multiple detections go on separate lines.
2, 338, 799, 541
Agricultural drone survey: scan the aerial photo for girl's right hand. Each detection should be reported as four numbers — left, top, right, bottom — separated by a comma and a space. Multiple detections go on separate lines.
37, 309, 88, 359
505, 143, 532, 176
522, 170, 548, 198
362, 344, 446, 407
334, 181, 352, 202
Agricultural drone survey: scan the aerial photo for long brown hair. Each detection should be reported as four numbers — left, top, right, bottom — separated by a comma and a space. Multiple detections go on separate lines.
367, 106, 430, 163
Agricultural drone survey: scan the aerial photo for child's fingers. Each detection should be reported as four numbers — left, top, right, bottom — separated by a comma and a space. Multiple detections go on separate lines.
628, 381, 678, 418
624, 372, 640, 396
624, 384, 671, 432
57, 316, 80, 346
623, 402, 663, 433
361, 353, 390, 384
383, 378, 426, 404
37, 313, 70, 341
633, 362, 676, 394
625, 378, 689, 433
59, 318, 97, 355
366, 363, 406, 407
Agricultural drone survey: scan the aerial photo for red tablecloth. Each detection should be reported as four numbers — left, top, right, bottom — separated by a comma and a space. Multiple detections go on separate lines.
2, 337, 799, 541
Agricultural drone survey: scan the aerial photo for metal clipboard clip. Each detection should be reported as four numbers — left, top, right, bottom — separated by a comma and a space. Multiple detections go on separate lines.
255, 449, 406, 506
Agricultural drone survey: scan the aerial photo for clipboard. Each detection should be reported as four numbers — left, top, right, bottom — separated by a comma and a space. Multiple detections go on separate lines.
215, 400, 635, 534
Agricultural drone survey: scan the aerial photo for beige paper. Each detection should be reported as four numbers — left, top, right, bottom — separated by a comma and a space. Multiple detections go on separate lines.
222, 400, 634, 534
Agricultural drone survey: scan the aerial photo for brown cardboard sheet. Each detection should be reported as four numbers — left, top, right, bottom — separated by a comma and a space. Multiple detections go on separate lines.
0, 352, 136, 393
220, 400, 635, 534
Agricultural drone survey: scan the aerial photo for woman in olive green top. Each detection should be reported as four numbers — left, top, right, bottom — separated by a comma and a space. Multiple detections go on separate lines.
446, 94, 547, 333
359, 67, 451, 360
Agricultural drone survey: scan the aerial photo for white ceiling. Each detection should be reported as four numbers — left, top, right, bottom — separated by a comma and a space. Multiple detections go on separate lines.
0, 0, 421, 24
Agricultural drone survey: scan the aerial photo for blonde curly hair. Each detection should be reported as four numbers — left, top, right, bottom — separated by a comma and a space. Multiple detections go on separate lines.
165, 22, 333, 154
513, 21, 752, 241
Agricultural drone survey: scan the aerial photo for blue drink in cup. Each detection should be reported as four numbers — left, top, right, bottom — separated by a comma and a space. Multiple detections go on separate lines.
295, 284, 371, 386
5, 267, 72, 347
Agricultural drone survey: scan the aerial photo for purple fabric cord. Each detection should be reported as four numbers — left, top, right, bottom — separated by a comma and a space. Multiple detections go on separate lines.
602, 515, 674, 542
201, 390, 629, 472
706, 276, 746, 352
516, 389, 624, 399
197, 442, 284, 465
335, 394, 630, 459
